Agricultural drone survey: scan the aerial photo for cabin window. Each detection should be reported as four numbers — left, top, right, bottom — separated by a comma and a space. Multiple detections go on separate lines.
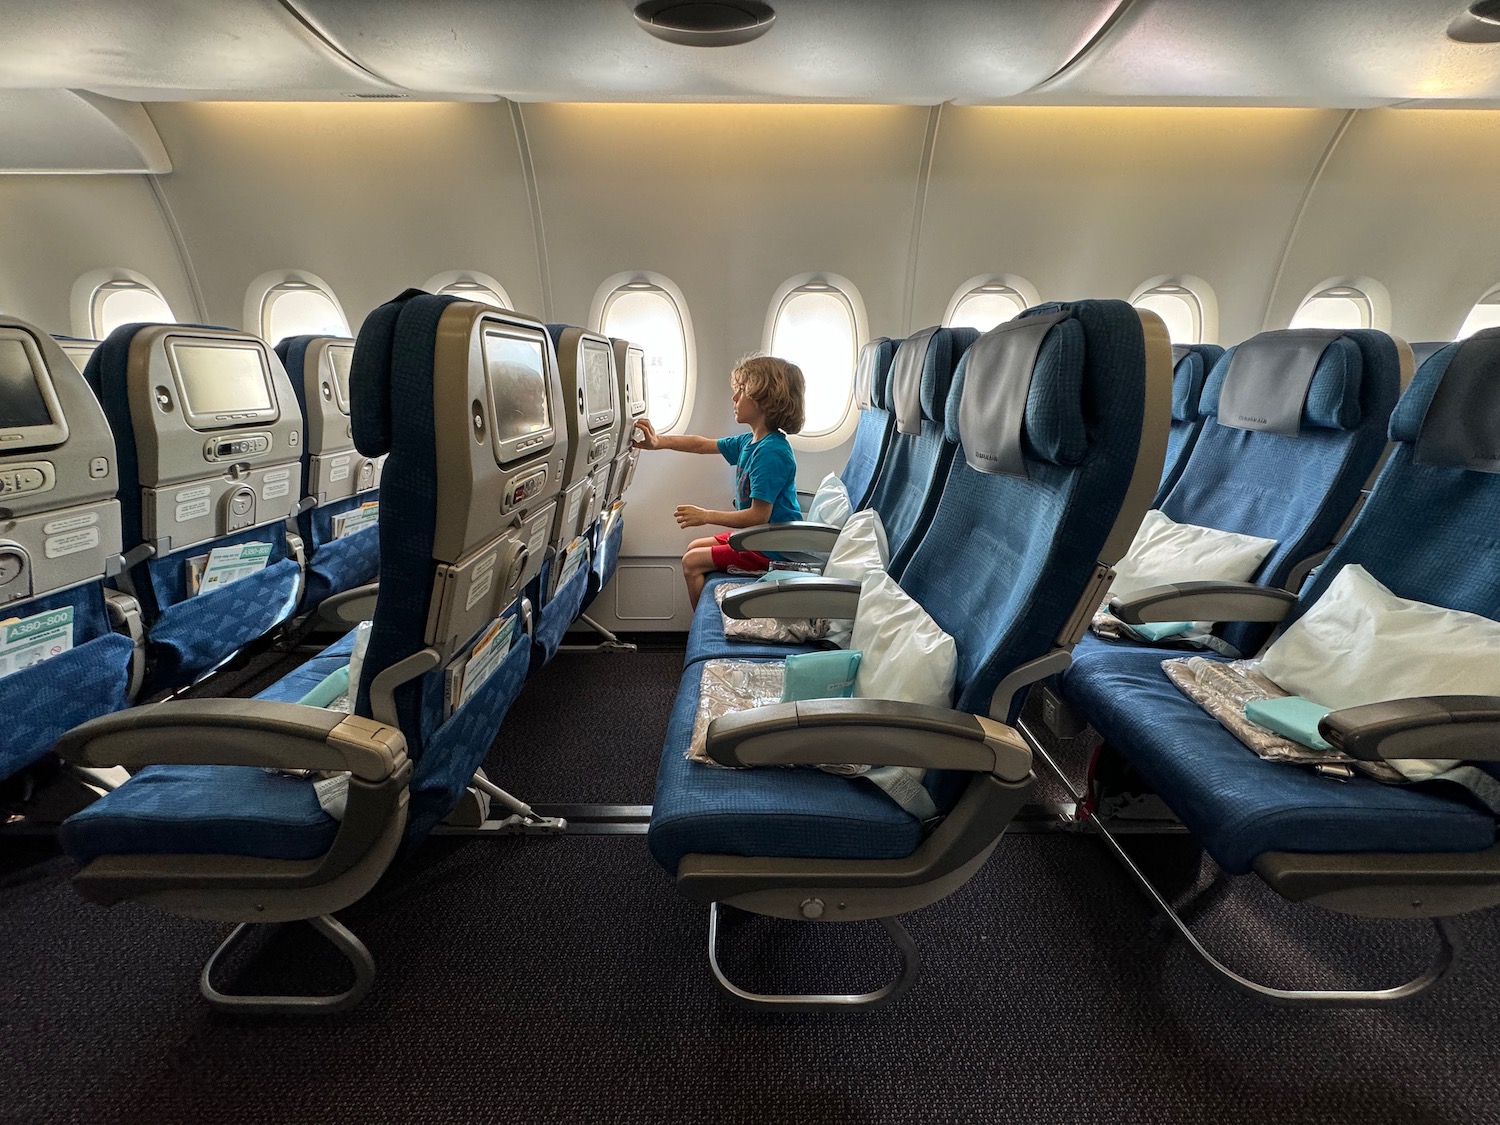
600, 277, 693, 433
1457, 286, 1500, 339
769, 281, 859, 439
90, 277, 174, 339
426, 272, 512, 309
1133, 284, 1203, 345
1290, 285, 1373, 331
947, 284, 1025, 333
261, 285, 349, 344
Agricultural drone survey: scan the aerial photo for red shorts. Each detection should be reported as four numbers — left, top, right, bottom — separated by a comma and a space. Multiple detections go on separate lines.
710, 532, 772, 575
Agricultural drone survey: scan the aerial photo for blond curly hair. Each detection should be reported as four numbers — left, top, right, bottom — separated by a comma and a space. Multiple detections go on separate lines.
733, 355, 806, 435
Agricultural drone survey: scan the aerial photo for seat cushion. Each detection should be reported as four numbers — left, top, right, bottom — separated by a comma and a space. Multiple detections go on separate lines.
1060, 645, 1497, 875
683, 574, 824, 667
61, 763, 338, 865
647, 662, 926, 874
254, 628, 361, 705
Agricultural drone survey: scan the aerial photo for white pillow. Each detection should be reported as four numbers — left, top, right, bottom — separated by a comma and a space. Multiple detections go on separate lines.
1108, 509, 1278, 601
822, 509, 889, 648
804, 472, 852, 529
850, 571, 957, 710
1255, 564, 1500, 781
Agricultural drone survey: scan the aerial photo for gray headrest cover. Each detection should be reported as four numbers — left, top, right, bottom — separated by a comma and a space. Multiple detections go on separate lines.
958, 311, 1067, 479
1218, 329, 1341, 436
1170, 344, 1190, 366
1415, 330, 1500, 474
892, 326, 938, 436
852, 338, 886, 412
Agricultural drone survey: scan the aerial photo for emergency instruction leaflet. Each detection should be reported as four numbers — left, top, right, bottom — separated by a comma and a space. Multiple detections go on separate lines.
450, 615, 517, 713
0, 605, 75, 680
188, 542, 273, 595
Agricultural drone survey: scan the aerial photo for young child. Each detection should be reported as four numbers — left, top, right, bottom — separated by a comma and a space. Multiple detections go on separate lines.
633, 355, 805, 608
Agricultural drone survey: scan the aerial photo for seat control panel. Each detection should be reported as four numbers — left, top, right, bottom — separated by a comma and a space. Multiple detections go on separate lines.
0, 461, 55, 499
505, 466, 548, 510
205, 433, 272, 461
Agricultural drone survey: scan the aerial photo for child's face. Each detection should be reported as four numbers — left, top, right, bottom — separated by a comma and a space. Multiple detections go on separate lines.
732, 375, 766, 427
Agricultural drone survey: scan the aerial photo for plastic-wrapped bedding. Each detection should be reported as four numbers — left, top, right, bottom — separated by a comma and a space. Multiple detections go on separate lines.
713, 581, 829, 645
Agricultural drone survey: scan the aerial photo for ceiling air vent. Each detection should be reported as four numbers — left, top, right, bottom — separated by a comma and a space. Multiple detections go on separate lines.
346, 92, 411, 100
1448, 0, 1500, 43
633, 1, 775, 47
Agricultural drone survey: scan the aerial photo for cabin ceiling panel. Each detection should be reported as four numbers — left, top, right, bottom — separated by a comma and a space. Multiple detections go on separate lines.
0, 0, 405, 100
913, 106, 1345, 345
1270, 110, 1500, 341
0, 90, 169, 172
295, 0, 1116, 103
144, 102, 540, 330
1041, 0, 1500, 105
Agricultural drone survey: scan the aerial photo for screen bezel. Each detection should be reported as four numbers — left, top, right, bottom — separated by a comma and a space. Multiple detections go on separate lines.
482, 324, 557, 467
167, 337, 280, 432
0, 328, 69, 451
324, 342, 356, 415
581, 339, 616, 434
625, 346, 648, 416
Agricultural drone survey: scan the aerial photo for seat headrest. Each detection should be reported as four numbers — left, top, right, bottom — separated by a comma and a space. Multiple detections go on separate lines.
853, 336, 896, 412
1201, 329, 1364, 433
943, 306, 1087, 477
890, 326, 978, 435
544, 323, 573, 350
352, 288, 430, 457
1169, 344, 1222, 423
1390, 328, 1500, 473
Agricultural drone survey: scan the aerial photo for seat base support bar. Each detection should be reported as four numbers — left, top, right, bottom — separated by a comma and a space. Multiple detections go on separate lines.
705, 902, 921, 1011
200, 915, 375, 1016
1087, 811, 1462, 1006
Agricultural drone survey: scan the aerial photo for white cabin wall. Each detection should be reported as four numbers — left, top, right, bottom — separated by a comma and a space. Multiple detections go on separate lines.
143, 102, 541, 333
0, 175, 193, 335
913, 106, 1347, 347
1269, 109, 1500, 343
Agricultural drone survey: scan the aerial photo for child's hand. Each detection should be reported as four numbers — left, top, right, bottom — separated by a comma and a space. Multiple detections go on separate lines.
674, 505, 708, 528
632, 419, 660, 450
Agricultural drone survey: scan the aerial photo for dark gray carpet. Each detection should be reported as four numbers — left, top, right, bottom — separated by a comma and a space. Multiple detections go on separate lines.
3, 648, 1497, 1125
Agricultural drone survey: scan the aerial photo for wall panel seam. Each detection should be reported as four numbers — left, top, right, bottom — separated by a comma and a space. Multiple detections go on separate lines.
508, 101, 552, 323
140, 106, 207, 324
902, 104, 943, 336
1260, 109, 1358, 331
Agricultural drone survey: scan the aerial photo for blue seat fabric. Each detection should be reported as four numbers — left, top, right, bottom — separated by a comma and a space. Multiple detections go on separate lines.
1153, 344, 1223, 506
1061, 340, 1500, 874
532, 558, 591, 667
840, 338, 900, 510
647, 663, 928, 874
1061, 646, 1496, 875
651, 300, 1149, 869
583, 505, 625, 610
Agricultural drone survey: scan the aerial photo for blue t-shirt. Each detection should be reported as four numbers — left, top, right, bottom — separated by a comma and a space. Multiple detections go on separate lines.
716, 431, 802, 524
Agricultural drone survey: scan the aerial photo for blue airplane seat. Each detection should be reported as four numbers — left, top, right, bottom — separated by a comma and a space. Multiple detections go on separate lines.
274, 334, 383, 625
1102, 328, 1402, 661
0, 318, 136, 795
1058, 329, 1500, 1003
81, 323, 306, 694
648, 299, 1168, 1007
56, 291, 551, 1013
1153, 342, 1224, 505
839, 336, 901, 509
683, 327, 973, 669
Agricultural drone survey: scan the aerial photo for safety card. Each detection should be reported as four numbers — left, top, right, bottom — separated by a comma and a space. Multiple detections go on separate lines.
332, 502, 379, 539
0, 605, 74, 680
191, 541, 272, 595
452, 614, 517, 713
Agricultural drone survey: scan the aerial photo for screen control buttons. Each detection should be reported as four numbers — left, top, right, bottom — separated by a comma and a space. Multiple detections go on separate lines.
205, 433, 272, 461
0, 462, 54, 497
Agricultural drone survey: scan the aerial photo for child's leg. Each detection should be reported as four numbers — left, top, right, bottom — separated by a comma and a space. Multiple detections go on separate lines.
681, 546, 717, 609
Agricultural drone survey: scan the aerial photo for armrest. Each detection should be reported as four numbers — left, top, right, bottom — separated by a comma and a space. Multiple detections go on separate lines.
317, 581, 379, 626
720, 575, 862, 621
1320, 696, 1500, 763
727, 521, 842, 554
705, 698, 1032, 783
55, 700, 408, 782
1109, 581, 1297, 625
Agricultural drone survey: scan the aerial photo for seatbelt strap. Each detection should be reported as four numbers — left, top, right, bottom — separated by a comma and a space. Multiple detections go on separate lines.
861, 766, 938, 822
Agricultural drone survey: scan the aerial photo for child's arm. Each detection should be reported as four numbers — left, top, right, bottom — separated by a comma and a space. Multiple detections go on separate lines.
632, 420, 717, 455
675, 499, 772, 530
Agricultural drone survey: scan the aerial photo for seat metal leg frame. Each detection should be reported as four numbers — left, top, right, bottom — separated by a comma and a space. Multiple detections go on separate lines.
1019, 720, 1463, 1006
200, 914, 375, 1016
706, 902, 921, 1011
558, 614, 638, 654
